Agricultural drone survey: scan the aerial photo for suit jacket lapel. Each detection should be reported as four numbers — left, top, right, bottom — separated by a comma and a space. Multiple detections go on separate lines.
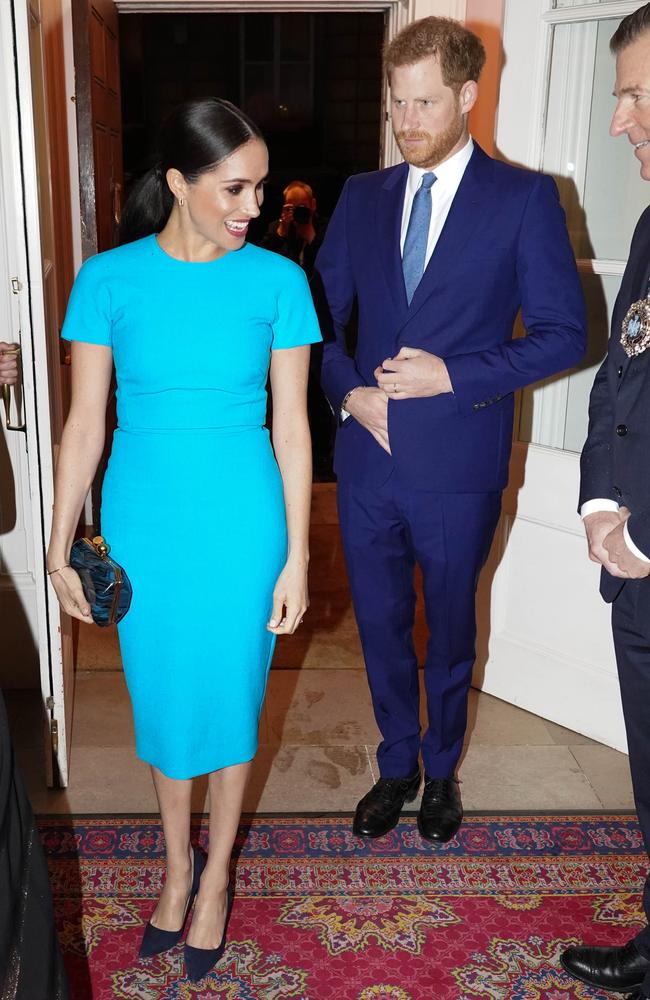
617, 223, 650, 418
397, 144, 492, 335
376, 162, 409, 315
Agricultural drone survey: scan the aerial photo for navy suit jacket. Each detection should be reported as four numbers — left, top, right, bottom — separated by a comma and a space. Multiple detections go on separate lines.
315, 143, 586, 492
580, 204, 650, 603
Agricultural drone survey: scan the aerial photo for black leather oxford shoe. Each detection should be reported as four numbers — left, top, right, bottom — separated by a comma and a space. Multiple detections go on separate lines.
353, 769, 421, 838
417, 776, 463, 843
560, 940, 650, 991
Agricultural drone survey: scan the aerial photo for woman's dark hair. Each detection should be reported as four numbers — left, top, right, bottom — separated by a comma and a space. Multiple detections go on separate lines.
119, 98, 263, 245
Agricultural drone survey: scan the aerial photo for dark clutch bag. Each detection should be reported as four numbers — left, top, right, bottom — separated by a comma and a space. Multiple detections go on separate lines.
69, 535, 132, 627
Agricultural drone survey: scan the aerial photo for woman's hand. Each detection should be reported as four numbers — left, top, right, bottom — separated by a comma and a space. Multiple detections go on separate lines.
267, 557, 309, 635
47, 565, 92, 622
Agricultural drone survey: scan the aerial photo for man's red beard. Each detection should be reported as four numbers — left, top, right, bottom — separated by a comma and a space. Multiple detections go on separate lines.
396, 112, 465, 168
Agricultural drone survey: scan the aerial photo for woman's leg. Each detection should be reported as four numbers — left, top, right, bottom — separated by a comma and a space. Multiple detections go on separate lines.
149, 766, 193, 930
186, 760, 251, 948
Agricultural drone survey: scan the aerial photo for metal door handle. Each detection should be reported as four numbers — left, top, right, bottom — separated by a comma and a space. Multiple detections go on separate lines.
1, 347, 26, 432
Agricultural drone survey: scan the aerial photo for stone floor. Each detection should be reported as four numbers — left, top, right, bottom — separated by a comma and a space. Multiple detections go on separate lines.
6, 668, 634, 816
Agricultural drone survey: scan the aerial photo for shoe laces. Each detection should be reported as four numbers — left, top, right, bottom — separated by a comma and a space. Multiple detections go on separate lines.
422, 777, 457, 806
373, 777, 412, 805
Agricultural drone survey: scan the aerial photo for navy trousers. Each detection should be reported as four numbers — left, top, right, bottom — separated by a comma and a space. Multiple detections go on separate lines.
337, 476, 501, 779
611, 581, 650, 989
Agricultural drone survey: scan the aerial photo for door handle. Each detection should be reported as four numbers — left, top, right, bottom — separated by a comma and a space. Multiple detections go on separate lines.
1, 346, 26, 432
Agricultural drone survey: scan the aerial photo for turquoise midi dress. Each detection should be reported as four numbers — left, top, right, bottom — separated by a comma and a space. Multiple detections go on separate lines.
62, 235, 321, 779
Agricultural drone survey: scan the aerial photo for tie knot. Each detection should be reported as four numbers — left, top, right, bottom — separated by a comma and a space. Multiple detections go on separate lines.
420, 172, 436, 191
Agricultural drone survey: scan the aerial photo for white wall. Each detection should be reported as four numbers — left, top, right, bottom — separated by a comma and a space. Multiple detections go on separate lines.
415, 0, 467, 17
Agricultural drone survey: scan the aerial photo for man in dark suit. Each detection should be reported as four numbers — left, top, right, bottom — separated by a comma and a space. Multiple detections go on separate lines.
561, 7, 650, 999
315, 16, 586, 844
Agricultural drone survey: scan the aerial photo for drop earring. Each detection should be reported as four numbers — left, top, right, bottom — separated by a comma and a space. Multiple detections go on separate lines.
178, 197, 185, 207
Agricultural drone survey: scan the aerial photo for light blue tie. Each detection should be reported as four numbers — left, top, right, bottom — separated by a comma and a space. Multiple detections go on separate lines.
402, 172, 436, 304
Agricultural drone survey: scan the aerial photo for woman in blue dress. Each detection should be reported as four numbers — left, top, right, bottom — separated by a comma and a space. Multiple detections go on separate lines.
46, 99, 321, 983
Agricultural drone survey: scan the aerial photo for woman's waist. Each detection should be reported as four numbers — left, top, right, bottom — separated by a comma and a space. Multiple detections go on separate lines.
115, 387, 267, 432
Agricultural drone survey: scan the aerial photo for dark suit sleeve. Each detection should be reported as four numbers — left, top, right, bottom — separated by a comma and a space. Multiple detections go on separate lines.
578, 356, 615, 509
580, 207, 650, 521
314, 180, 366, 414
444, 175, 587, 416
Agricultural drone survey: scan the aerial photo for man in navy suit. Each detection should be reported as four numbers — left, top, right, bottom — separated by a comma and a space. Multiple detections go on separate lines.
315, 16, 586, 843
561, 7, 650, 999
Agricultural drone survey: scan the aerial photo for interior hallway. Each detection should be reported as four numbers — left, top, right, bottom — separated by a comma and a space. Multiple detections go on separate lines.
7, 493, 635, 815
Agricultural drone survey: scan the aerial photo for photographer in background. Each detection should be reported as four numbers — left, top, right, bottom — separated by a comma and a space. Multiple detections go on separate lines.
262, 180, 334, 479
261, 180, 328, 278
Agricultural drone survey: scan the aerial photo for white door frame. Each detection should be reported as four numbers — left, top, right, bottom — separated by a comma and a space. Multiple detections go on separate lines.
1, 0, 69, 784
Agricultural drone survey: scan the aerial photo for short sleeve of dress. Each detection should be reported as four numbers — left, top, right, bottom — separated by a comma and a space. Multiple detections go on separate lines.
271, 260, 322, 351
61, 256, 113, 347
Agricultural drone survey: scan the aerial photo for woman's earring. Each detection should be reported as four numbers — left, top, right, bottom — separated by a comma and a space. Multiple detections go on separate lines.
178, 197, 185, 207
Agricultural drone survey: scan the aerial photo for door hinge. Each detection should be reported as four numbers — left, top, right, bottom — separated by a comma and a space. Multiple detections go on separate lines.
11, 277, 22, 294
51, 719, 59, 757
45, 695, 54, 710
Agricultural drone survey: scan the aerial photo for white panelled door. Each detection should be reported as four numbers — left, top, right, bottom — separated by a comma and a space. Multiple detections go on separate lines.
0, 0, 72, 786
474, 0, 646, 752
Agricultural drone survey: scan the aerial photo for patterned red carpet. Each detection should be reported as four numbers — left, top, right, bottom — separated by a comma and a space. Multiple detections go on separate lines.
40, 814, 646, 1000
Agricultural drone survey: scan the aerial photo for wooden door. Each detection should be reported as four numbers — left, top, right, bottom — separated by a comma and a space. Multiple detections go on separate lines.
73, 0, 123, 258
72, 0, 122, 523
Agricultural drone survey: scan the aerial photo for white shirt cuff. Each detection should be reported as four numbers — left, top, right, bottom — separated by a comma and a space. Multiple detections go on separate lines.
624, 522, 650, 563
580, 499, 620, 518
341, 408, 350, 421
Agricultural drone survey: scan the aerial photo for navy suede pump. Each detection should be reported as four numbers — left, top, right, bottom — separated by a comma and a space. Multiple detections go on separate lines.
183, 882, 234, 983
139, 844, 206, 958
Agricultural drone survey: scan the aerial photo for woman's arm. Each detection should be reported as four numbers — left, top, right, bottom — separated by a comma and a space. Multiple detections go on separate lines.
47, 341, 113, 621
267, 344, 312, 635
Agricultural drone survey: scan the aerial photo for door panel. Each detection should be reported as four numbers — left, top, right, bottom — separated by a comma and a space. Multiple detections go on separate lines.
476, 0, 635, 750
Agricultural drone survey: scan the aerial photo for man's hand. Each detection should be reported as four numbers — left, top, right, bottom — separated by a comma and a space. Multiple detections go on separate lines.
603, 508, 650, 579
583, 510, 626, 576
0, 343, 20, 386
374, 346, 452, 399
345, 387, 391, 454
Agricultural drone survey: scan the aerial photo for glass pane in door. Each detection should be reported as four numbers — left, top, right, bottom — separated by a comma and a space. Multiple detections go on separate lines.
519, 13, 647, 451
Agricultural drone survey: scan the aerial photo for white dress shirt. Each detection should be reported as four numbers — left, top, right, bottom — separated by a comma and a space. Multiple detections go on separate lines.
580, 499, 650, 563
342, 137, 474, 420
399, 136, 474, 269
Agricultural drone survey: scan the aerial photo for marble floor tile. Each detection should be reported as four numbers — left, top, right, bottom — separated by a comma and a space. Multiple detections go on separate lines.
244, 745, 373, 812
73, 671, 135, 748
264, 669, 380, 746
458, 745, 602, 811
464, 689, 557, 747
570, 744, 635, 809
542, 719, 598, 747
16, 746, 165, 814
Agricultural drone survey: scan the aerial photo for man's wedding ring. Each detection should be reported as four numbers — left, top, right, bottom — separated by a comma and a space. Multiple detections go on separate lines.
393, 383, 398, 393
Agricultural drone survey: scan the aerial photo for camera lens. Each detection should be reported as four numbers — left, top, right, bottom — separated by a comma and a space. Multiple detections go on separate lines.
292, 205, 311, 225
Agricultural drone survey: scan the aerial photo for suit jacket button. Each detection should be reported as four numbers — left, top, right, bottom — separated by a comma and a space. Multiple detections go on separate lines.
616, 424, 628, 436
617, 365, 623, 377
614, 486, 622, 498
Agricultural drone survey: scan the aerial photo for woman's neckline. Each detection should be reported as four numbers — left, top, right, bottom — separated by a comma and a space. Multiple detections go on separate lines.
152, 234, 249, 265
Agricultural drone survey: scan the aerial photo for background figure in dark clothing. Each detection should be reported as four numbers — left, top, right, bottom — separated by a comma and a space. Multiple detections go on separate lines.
260, 180, 328, 275
0, 691, 69, 999
261, 181, 334, 480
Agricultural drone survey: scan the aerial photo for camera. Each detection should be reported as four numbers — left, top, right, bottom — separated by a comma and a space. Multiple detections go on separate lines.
292, 205, 312, 225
